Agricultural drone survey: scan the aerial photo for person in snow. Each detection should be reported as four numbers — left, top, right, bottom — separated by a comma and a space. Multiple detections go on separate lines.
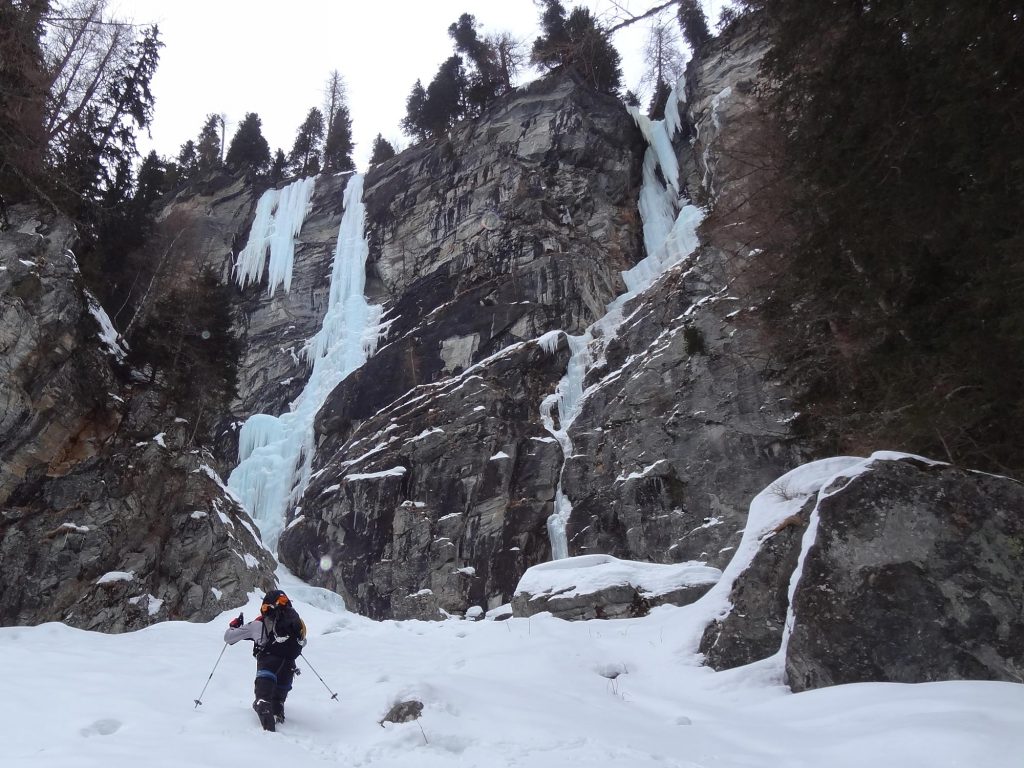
224, 589, 307, 731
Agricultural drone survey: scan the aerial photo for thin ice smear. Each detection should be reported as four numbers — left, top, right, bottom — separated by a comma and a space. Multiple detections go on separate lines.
229, 174, 383, 549
542, 77, 704, 559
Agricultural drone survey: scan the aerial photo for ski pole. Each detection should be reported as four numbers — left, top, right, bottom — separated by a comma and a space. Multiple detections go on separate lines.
193, 642, 228, 708
299, 652, 339, 701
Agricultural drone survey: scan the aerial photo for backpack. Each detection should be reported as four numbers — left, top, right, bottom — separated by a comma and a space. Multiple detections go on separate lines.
262, 606, 306, 661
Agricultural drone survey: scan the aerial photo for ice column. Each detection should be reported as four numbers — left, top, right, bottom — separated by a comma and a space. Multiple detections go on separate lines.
543, 78, 705, 559
229, 174, 383, 549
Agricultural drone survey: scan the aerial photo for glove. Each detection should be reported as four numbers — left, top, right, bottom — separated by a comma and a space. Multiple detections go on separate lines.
229, 612, 243, 629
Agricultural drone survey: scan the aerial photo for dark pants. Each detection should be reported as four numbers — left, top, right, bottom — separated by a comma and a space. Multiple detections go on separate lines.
254, 654, 295, 715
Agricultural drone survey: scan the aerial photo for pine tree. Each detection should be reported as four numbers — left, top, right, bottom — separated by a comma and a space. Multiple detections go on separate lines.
176, 139, 198, 180
401, 80, 428, 140
269, 148, 286, 184
421, 56, 467, 136
0, 0, 48, 197
531, 1, 622, 93
321, 70, 354, 171
323, 103, 355, 171
369, 134, 396, 165
449, 14, 501, 114
287, 107, 324, 177
225, 112, 271, 173
195, 113, 222, 174
648, 78, 671, 119
677, 0, 711, 55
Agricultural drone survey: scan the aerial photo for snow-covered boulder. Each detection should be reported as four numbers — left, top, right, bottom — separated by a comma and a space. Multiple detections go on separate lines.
699, 454, 1024, 690
511, 554, 721, 620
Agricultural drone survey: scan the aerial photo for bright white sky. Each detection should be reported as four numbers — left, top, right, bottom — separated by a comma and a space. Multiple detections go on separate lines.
109, 0, 730, 169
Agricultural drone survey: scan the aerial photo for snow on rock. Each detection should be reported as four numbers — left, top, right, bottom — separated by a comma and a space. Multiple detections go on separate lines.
95, 571, 134, 585
513, 554, 721, 620
84, 290, 127, 361
346, 466, 407, 482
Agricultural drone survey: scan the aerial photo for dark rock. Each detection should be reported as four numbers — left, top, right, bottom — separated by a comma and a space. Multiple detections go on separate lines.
0, 208, 118, 505
700, 495, 813, 669
785, 459, 1024, 690
0, 205, 275, 630
279, 338, 570, 620
379, 699, 424, 726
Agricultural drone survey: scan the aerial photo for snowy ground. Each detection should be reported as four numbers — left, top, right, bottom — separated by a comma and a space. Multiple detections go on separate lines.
5, 575, 1022, 768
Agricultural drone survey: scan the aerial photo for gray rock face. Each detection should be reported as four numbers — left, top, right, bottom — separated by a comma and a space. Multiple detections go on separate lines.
561, 261, 800, 570
279, 338, 569, 619
558, 18, 800, 570
0, 204, 276, 630
328, 72, 644, 432
1, 432, 276, 631
278, 72, 647, 619
0, 207, 117, 505
786, 459, 1024, 690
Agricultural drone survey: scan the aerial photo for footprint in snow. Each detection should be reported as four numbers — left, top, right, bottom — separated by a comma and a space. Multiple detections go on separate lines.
80, 718, 122, 737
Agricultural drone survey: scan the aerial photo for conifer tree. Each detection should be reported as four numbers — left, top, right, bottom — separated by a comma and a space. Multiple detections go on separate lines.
369, 134, 396, 165
269, 148, 286, 184
0, 0, 48, 196
448, 14, 501, 115
401, 80, 428, 141
322, 70, 355, 171
288, 107, 324, 177
195, 113, 222, 174
531, 1, 622, 93
677, 0, 711, 55
225, 112, 271, 173
176, 139, 198, 180
421, 55, 467, 136
323, 103, 355, 172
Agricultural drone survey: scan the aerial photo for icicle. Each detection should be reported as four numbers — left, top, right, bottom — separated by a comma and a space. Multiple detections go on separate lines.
233, 176, 316, 295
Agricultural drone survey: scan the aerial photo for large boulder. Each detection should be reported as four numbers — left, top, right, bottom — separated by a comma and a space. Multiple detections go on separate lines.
785, 457, 1024, 690
512, 554, 721, 621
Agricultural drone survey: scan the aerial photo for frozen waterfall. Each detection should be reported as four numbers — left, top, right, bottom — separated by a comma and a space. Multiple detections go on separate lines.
543, 78, 704, 559
229, 174, 383, 549
233, 176, 317, 295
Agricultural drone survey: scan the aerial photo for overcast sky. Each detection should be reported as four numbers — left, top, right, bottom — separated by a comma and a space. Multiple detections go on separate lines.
110, 1, 729, 169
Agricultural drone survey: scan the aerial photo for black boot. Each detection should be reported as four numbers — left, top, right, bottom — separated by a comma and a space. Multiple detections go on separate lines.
273, 699, 285, 724
253, 699, 276, 732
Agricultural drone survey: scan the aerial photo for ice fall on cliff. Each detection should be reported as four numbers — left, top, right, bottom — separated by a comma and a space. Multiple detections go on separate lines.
228, 174, 383, 549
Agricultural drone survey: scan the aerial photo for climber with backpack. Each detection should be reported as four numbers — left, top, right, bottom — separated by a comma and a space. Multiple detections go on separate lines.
224, 589, 307, 731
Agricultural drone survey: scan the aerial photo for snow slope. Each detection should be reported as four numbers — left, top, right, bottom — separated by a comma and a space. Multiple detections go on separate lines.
5, 584, 1020, 768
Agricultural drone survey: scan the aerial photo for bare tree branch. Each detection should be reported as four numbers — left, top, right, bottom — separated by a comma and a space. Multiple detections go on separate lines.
606, 0, 678, 34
